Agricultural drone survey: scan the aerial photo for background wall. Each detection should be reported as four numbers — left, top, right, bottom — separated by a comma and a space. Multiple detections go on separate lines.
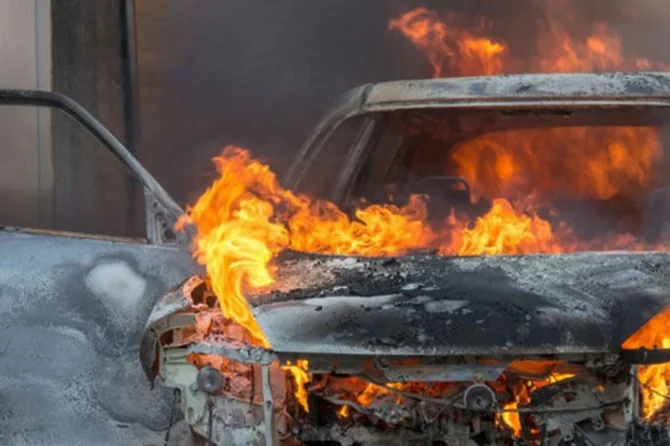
51, 0, 141, 238
135, 0, 477, 206
2, 0, 669, 237
0, 0, 52, 228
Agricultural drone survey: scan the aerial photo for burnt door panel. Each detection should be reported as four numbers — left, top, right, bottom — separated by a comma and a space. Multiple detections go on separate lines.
0, 230, 198, 445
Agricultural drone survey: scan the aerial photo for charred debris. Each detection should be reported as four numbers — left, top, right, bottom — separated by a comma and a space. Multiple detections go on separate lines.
142, 250, 670, 445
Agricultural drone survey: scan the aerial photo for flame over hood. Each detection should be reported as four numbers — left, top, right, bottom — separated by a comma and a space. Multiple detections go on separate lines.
178, 4, 670, 424
177, 147, 435, 345
178, 144, 663, 347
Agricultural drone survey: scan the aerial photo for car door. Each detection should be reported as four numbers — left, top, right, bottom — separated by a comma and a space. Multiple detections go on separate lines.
0, 90, 199, 445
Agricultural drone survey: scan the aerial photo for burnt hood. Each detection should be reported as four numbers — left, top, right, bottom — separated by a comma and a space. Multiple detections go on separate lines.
248, 251, 670, 358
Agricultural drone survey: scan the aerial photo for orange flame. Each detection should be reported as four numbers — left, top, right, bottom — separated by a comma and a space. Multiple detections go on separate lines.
176, 148, 292, 347
441, 198, 563, 256
499, 401, 522, 437
389, 8, 506, 76
338, 405, 349, 418
448, 128, 662, 203
622, 306, 670, 418
390, 7, 666, 215
496, 371, 576, 435
389, 6, 670, 424
181, 146, 667, 415
179, 5, 670, 425
288, 195, 433, 256
282, 360, 312, 412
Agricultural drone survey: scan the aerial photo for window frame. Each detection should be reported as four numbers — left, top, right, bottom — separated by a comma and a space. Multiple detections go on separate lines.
0, 89, 190, 247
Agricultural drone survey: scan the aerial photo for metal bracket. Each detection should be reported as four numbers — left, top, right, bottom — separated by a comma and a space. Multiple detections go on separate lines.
624, 366, 640, 424
261, 365, 276, 446
144, 187, 189, 246
620, 347, 670, 365
163, 348, 208, 426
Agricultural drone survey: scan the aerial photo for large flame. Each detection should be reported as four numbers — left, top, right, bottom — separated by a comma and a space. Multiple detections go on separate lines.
622, 306, 670, 418
449, 127, 662, 203
389, 8, 506, 76
179, 147, 436, 345
176, 149, 291, 347
389, 5, 670, 427
181, 146, 663, 348
179, 5, 670, 429
390, 7, 665, 208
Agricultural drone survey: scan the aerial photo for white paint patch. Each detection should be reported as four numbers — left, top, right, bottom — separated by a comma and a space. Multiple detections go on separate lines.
301, 294, 400, 308
424, 300, 468, 313
85, 261, 147, 323
321, 257, 361, 269
451, 257, 488, 272
411, 295, 433, 304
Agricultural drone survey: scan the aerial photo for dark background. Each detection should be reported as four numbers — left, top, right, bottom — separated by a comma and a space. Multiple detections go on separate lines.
50, 0, 670, 238
135, 0, 539, 208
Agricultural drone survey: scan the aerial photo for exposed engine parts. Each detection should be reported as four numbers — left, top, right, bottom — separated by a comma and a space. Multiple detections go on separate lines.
141, 275, 670, 445
463, 384, 497, 411
197, 366, 224, 394
150, 73, 670, 444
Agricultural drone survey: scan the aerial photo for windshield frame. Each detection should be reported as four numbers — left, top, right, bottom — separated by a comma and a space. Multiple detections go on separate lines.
290, 101, 670, 206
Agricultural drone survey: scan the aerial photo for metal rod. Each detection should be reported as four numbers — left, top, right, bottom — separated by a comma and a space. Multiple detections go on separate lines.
0, 89, 187, 234
261, 365, 275, 446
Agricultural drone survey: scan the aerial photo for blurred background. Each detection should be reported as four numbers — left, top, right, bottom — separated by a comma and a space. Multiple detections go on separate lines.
1, 0, 669, 238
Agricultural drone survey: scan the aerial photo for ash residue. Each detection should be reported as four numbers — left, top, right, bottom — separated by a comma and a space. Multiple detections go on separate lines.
251, 251, 670, 356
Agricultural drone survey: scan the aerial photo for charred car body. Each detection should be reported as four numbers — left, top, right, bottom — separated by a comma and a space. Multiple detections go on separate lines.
142, 73, 670, 445
0, 90, 198, 445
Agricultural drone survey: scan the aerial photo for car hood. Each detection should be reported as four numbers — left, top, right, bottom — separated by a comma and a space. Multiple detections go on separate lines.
142, 250, 670, 371
247, 251, 670, 357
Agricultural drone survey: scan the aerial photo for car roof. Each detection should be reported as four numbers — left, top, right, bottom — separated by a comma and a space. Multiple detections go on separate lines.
283, 72, 670, 189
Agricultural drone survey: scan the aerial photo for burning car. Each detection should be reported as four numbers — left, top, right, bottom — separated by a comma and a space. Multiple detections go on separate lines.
141, 72, 670, 445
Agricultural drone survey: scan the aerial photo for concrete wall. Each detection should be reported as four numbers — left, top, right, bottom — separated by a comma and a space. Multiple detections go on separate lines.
0, 0, 52, 228
51, 0, 139, 238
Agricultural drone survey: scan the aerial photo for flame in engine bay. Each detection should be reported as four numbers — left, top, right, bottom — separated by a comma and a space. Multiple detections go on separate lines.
495, 370, 577, 436
282, 360, 312, 412
389, 6, 670, 427
389, 6, 666, 206
623, 306, 670, 418
177, 3, 670, 432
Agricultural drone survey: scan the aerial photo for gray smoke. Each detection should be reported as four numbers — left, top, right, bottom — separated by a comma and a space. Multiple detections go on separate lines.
136, 0, 670, 206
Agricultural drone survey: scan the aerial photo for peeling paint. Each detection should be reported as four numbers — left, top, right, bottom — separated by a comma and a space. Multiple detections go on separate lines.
0, 230, 197, 445
86, 261, 148, 323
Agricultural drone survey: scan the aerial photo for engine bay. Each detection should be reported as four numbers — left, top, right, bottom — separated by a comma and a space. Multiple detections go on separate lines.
142, 274, 670, 445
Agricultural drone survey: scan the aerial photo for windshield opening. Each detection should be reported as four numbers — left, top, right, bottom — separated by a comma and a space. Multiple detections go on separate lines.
344, 106, 670, 254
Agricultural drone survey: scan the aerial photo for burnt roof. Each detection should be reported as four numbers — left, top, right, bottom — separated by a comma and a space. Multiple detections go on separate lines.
284, 72, 670, 189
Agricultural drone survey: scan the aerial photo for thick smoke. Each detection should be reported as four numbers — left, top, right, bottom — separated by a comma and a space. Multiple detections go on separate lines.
137, 0, 670, 207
